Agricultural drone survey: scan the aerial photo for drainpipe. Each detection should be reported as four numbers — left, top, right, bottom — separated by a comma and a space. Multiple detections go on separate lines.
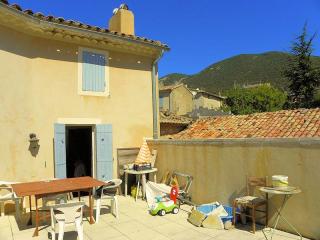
152, 50, 164, 139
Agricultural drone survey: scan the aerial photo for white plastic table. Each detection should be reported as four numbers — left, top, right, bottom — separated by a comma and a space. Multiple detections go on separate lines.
259, 186, 302, 240
124, 168, 157, 201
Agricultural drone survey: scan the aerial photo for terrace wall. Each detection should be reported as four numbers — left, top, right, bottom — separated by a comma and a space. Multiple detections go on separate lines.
148, 138, 320, 239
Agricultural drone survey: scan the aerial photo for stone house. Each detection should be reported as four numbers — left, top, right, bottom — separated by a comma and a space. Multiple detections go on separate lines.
159, 84, 193, 116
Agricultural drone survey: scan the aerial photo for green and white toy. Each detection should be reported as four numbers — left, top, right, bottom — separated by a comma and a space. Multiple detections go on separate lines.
150, 199, 179, 216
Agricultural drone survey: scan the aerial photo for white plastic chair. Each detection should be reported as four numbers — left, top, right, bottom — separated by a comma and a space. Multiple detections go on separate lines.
50, 202, 85, 240
95, 179, 122, 223
0, 183, 22, 221
40, 194, 68, 224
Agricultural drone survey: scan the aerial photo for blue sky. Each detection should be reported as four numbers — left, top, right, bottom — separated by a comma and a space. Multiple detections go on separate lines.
14, 0, 320, 77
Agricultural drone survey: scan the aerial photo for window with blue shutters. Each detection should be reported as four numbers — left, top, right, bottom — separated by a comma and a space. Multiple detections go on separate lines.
78, 47, 109, 96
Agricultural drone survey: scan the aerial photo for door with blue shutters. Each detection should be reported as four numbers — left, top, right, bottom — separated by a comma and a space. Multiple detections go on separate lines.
54, 123, 67, 179
96, 124, 113, 181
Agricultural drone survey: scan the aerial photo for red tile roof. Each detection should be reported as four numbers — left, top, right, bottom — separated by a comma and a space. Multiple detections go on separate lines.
0, 0, 168, 49
173, 108, 320, 139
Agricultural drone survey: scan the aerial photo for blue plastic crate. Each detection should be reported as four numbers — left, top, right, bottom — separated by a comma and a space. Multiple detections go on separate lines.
221, 205, 233, 223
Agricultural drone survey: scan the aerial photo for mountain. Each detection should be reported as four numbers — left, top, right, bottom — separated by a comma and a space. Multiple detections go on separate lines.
159, 73, 190, 86
160, 51, 320, 93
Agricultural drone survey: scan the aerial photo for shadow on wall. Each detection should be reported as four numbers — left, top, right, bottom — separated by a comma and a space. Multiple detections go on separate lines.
0, 25, 152, 72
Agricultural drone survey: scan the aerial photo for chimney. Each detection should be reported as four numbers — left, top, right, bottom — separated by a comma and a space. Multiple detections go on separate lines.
109, 4, 135, 35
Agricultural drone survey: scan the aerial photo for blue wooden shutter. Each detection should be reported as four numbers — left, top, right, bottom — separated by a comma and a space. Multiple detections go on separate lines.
82, 51, 105, 92
54, 123, 66, 179
96, 124, 113, 181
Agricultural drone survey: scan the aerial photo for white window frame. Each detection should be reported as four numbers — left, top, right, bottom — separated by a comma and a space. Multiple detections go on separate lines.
78, 47, 110, 97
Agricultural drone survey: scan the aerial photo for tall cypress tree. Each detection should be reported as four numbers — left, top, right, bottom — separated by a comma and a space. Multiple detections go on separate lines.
284, 24, 319, 108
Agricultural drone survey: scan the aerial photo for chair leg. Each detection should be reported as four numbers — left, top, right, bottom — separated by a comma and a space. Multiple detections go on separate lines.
51, 222, 56, 240
51, 229, 56, 240
14, 199, 21, 222
75, 221, 84, 240
95, 198, 101, 223
252, 206, 256, 234
136, 178, 140, 201
266, 203, 268, 227
0, 202, 5, 217
113, 196, 119, 219
232, 200, 236, 226
58, 221, 64, 240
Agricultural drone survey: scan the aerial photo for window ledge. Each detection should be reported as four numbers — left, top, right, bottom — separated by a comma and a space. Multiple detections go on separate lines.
79, 91, 110, 97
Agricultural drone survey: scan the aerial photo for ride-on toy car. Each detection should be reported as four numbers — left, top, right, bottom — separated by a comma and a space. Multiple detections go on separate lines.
150, 200, 179, 216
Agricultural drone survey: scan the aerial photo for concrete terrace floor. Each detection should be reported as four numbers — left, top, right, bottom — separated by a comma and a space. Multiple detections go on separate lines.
0, 196, 308, 240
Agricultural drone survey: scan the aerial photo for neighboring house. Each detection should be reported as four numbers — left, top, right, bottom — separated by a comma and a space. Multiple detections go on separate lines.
160, 111, 192, 136
173, 108, 320, 139
191, 89, 225, 110
159, 84, 193, 116
0, 2, 169, 182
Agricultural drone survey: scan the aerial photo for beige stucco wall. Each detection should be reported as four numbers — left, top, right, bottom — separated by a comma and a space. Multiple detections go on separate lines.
170, 86, 193, 115
193, 95, 222, 110
159, 92, 170, 112
0, 24, 157, 181
202, 96, 222, 109
148, 139, 320, 239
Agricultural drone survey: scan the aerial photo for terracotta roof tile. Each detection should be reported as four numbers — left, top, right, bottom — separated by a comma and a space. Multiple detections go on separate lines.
173, 108, 320, 139
0, 1, 169, 49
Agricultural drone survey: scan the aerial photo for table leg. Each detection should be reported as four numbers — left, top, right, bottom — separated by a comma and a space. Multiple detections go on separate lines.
125, 172, 128, 197
141, 174, 146, 200
153, 173, 157, 183
262, 195, 302, 240
27, 196, 32, 225
89, 189, 94, 224
32, 196, 39, 237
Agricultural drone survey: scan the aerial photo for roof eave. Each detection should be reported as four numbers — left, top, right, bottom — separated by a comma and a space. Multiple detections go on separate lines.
0, 2, 170, 52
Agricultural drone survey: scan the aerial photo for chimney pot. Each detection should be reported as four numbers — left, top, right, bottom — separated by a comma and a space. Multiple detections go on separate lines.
109, 3, 134, 35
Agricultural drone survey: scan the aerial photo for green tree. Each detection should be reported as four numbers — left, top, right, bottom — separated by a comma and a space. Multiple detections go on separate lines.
225, 85, 286, 115
284, 24, 320, 108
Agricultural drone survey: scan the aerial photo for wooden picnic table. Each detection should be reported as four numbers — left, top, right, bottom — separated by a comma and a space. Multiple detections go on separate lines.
11, 176, 106, 237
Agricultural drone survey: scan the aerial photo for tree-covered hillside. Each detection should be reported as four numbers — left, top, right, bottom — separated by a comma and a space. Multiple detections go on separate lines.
160, 51, 320, 93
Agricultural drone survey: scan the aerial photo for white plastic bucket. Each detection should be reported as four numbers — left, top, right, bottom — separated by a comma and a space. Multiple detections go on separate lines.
272, 175, 288, 187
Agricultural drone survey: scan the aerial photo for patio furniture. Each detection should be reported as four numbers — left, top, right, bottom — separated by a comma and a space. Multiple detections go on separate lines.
0, 182, 22, 222
117, 147, 140, 195
95, 179, 122, 223
11, 176, 106, 237
50, 202, 85, 240
260, 186, 302, 240
39, 194, 68, 224
124, 168, 158, 201
117, 147, 157, 196
232, 176, 268, 233
171, 171, 193, 205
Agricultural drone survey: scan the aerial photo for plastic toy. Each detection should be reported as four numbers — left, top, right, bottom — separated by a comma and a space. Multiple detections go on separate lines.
150, 200, 179, 216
